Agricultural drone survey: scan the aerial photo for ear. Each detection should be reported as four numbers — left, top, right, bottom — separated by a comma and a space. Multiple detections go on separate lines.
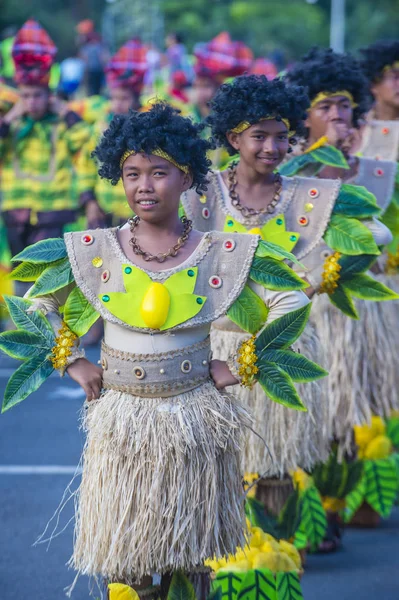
226, 131, 241, 152
181, 171, 193, 192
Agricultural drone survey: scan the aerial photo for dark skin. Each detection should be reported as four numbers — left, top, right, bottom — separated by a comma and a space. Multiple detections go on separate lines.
371, 67, 399, 121
67, 152, 239, 398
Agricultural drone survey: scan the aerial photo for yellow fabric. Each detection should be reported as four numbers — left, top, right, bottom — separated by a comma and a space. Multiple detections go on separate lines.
223, 214, 300, 253
310, 90, 358, 109
231, 116, 295, 137
98, 265, 206, 330
120, 148, 191, 174
304, 135, 329, 154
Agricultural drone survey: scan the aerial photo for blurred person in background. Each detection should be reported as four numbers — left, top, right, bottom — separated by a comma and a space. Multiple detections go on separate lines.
0, 26, 17, 85
78, 21, 109, 97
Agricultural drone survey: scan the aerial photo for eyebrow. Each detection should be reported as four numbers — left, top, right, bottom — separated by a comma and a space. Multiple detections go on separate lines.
124, 163, 170, 171
250, 128, 288, 134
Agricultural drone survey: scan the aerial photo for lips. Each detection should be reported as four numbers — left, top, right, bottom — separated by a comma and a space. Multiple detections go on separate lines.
137, 198, 158, 206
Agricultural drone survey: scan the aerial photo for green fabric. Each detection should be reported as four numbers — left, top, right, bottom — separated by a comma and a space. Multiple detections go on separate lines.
223, 214, 300, 253
0, 37, 15, 79
16, 113, 59, 142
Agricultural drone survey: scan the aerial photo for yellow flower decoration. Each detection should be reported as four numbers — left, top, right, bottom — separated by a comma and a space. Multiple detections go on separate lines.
304, 135, 329, 154
322, 496, 346, 513
50, 322, 77, 370
319, 252, 342, 295
291, 468, 312, 492
386, 246, 399, 274
243, 472, 259, 498
237, 335, 259, 388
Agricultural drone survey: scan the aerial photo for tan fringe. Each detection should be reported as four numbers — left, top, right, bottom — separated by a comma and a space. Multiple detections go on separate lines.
70, 382, 251, 585
211, 323, 330, 478
310, 274, 399, 455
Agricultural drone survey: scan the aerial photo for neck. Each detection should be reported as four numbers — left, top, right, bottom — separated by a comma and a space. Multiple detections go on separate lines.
235, 160, 276, 187
135, 215, 183, 238
374, 101, 399, 121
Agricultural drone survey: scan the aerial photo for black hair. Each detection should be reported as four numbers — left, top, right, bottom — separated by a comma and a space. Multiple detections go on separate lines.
359, 40, 399, 84
287, 47, 370, 126
93, 102, 212, 193
206, 74, 309, 155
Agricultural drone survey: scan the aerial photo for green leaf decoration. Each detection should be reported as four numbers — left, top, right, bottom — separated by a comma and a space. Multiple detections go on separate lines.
257, 364, 306, 411
386, 418, 399, 449
11, 238, 67, 264
166, 571, 197, 600
337, 254, 377, 278
342, 274, 399, 301
342, 476, 366, 523
8, 261, 50, 281
2, 353, 54, 412
278, 489, 303, 540
323, 214, 380, 256
249, 257, 307, 292
213, 571, 245, 600
227, 285, 269, 335
0, 330, 51, 361
237, 569, 277, 600
293, 526, 307, 550
275, 572, 303, 600
310, 145, 349, 169
64, 287, 100, 337
328, 285, 359, 319
312, 450, 350, 499
255, 304, 311, 355
208, 588, 223, 600
260, 349, 327, 382
27, 258, 73, 298
363, 459, 397, 518
278, 154, 315, 177
345, 460, 365, 496
388, 453, 399, 483
255, 241, 304, 268
3, 295, 54, 344
245, 497, 281, 539
298, 486, 327, 551
333, 184, 380, 218
381, 199, 399, 241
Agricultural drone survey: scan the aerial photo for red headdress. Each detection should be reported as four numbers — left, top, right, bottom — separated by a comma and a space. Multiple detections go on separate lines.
194, 32, 253, 82
250, 58, 278, 80
12, 19, 57, 86
106, 39, 148, 94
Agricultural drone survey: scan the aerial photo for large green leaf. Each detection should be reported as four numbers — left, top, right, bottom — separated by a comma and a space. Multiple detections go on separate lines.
227, 285, 269, 335
245, 497, 281, 539
386, 418, 399, 449
338, 254, 377, 278
328, 285, 359, 319
333, 184, 380, 218
324, 214, 380, 256
3, 295, 54, 343
0, 330, 51, 361
260, 349, 327, 382
213, 571, 245, 600
11, 238, 67, 263
278, 154, 315, 177
312, 451, 347, 498
249, 257, 307, 291
63, 287, 100, 337
27, 259, 73, 298
275, 572, 303, 600
278, 489, 302, 540
363, 459, 397, 518
255, 240, 304, 268
257, 363, 306, 411
293, 526, 307, 550
238, 569, 277, 600
381, 199, 399, 240
208, 588, 223, 600
2, 353, 54, 412
255, 304, 311, 354
310, 145, 349, 169
342, 274, 399, 301
167, 571, 196, 600
298, 486, 327, 551
342, 476, 366, 523
8, 261, 50, 281
344, 460, 364, 496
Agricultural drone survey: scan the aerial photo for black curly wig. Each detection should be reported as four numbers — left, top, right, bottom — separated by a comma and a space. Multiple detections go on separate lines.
93, 102, 212, 193
287, 47, 371, 127
359, 40, 399, 84
206, 75, 309, 155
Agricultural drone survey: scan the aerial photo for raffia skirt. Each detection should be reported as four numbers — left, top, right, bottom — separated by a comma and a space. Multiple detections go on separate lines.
310, 274, 399, 454
211, 322, 330, 479
69, 381, 250, 586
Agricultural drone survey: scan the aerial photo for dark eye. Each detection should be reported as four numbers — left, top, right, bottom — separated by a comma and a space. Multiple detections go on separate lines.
253, 135, 265, 140
154, 170, 167, 176
278, 134, 288, 141
127, 172, 138, 178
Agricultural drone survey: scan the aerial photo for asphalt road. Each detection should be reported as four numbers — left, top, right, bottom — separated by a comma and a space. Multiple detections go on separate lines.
0, 348, 398, 600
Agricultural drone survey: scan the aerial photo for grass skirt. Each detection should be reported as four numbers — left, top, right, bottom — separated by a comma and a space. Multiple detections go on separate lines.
70, 381, 251, 585
310, 274, 399, 454
211, 323, 330, 478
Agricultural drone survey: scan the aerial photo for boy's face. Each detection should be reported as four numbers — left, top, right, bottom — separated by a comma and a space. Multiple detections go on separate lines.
110, 87, 138, 116
306, 94, 353, 140
19, 85, 49, 120
371, 68, 399, 110
227, 119, 290, 175
122, 152, 191, 224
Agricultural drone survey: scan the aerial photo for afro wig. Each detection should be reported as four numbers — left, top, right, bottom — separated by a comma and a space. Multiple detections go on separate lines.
287, 47, 371, 126
206, 74, 309, 155
359, 40, 399, 84
93, 102, 212, 194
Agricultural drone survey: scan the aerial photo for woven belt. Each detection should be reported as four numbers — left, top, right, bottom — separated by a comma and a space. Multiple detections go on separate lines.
101, 337, 212, 398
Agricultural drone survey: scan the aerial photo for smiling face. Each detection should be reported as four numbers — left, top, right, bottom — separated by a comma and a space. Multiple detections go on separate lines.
121, 152, 192, 224
371, 68, 399, 111
226, 119, 290, 175
306, 95, 353, 140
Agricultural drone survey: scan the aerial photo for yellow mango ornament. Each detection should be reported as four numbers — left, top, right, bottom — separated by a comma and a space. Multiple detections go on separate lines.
108, 583, 140, 600
140, 282, 171, 329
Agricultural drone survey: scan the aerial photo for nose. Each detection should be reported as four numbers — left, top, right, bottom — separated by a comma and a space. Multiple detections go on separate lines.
329, 103, 343, 120
138, 175, 154, 192
262, 136, 278, 154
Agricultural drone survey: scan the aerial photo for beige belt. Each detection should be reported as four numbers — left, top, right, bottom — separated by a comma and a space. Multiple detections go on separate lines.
101, 337, 212, 398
